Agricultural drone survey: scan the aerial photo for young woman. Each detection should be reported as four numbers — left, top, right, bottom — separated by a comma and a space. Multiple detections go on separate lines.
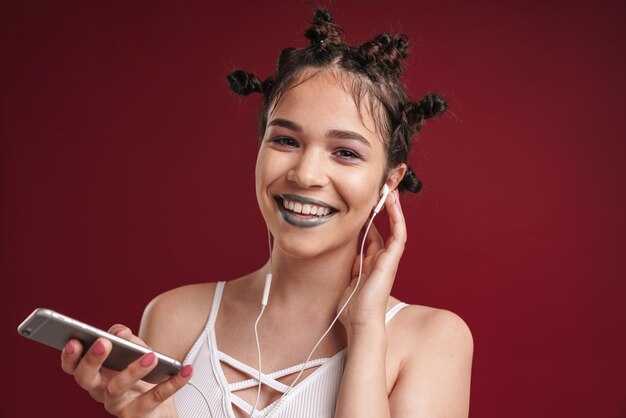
60, 9, 473, 418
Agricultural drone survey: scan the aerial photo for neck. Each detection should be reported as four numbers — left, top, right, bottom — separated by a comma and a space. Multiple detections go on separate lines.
260, 238, 358, 315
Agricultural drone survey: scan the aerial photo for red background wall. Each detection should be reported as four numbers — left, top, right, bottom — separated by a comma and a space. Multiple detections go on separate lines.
2, 1, 625, 417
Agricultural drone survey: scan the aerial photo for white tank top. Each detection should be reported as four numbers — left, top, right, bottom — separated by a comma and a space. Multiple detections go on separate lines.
174, 281, 409, 418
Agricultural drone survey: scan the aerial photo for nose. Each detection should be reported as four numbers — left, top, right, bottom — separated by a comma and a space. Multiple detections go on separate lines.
287, 148, 329, 188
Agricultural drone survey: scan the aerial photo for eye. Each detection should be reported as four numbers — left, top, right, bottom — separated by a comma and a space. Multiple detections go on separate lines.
270, 136, 298, 148
334, 149, 362, 161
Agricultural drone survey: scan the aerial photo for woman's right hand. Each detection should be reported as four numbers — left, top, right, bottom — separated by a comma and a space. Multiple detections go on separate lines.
60, 324, 192, 418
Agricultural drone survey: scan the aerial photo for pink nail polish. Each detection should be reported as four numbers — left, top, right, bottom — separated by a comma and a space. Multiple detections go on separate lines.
180, 365, 193, 378
140, 352, 155, 368
65, 341, 74, 354
93, 340, 105, 355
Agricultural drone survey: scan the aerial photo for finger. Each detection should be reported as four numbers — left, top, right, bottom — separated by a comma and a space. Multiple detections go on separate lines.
368, 191, 406, 288
61, 339, 84, 375
383, 189, 407, 255
107, 324, 148, 347
73, 338, 112, 391
351, 252, 360, 278
108, 324, 130, 336
352, 221, 384, 278
363, 223, 384, 274
365, 223, 384, 258
132, 365, 193, 413
105, 352, 157, 398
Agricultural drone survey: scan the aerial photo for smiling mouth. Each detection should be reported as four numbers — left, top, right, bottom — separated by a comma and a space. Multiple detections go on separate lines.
274, 194, 338, 228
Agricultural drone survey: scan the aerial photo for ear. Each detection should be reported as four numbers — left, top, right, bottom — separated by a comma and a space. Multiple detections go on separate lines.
385, 163, 407, 191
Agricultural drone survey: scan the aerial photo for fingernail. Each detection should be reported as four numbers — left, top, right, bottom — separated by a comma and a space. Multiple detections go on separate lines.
180, 365, 193, 378
140, 352, 156, 368
93, 340, 105, 355
65, 341, 74, 354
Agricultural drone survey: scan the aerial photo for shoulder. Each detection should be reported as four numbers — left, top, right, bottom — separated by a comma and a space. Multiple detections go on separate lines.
138, 282, 219, 361
394, 303, 472, 348
387, 303, 473, 416
389, 303, 473, 364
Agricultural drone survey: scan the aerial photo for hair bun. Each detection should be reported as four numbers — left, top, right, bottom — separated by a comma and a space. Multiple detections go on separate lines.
358, 32, 409, 77
377, 33, 392, 46
313, 8, 333, 23
304, 8, 344, 47
417, 93, 447, 119
226, 69, 262, 95
398, 166, 423, 193
394, 33, 409, 59
226, 70, 273, 95
400, 94, 447, 133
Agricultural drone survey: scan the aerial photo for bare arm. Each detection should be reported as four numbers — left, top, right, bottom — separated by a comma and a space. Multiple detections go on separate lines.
336, 309, 473, 418
335, 324, 391, 417
334, 188, 473, 417
388, 309, 473, 417
334, 188, 402, 418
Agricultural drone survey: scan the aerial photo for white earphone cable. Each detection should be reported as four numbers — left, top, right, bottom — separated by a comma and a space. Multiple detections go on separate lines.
249, 228, 274, 417
287, 211, 375, 390
250, 304, 266, 417
265, 209, 378, 416
187, 211, 378, 418
186, 381, 214, 418
191, 201, 383, 417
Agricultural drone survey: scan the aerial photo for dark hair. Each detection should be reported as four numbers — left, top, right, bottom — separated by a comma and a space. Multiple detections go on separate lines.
226, 9, 446, 193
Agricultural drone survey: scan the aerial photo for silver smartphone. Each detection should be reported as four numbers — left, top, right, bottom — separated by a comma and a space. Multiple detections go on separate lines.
18, 308, 182, 384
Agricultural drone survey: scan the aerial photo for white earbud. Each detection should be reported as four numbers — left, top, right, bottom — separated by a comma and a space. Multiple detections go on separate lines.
373, 183, 390, 214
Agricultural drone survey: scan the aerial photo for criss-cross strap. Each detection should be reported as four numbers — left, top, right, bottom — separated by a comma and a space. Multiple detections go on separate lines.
199, 281, 410, 418
218, 350, 330, 393
230, 394, 266, 418
219, 350, 334, 417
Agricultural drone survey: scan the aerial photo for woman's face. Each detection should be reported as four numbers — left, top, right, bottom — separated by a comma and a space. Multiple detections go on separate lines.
255, 72, 388, 259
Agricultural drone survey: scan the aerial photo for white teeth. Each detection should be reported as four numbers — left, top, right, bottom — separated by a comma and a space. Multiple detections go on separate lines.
281, 197, 332, 217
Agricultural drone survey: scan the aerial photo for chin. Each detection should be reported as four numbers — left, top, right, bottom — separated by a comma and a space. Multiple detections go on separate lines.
272, 223, 359, 261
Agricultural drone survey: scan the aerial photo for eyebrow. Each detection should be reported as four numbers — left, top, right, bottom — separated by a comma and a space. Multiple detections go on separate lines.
267, 118, 371, 147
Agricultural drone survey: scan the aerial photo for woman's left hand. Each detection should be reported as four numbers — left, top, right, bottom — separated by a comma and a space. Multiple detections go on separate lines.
338, 188, 407, 333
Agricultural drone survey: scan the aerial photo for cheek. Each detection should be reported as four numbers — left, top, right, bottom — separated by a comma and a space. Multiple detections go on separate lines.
255, 148, 292, 217
255, 149, 283, 194
335, 171, 380, 214
254, 150, 270, 210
